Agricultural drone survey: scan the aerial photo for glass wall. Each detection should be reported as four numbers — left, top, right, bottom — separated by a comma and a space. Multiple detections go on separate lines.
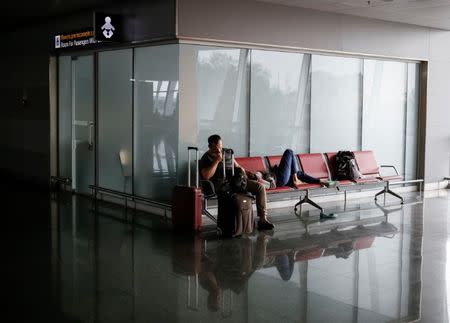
193, 46, 249, 155
362, 60, 407, 176
134, 45, 179, 200
98, 49, 133, 193
72, 55, 95, 195
58, 56, 72, 178
186, 46, 419, 180
405, 63, 419, 180
310, 55, 362, 153
58, 43, 421, 202
250, 50, 311, 155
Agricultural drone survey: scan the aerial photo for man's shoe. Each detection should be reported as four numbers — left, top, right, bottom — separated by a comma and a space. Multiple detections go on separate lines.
258, 221, 275, 231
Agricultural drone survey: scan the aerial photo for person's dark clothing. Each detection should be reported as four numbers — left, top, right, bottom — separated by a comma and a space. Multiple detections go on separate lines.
199, 152, 224, 186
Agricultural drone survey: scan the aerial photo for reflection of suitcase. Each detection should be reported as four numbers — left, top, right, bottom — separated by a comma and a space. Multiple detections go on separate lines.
171, 235, 202, 311
172, 147, 202, 232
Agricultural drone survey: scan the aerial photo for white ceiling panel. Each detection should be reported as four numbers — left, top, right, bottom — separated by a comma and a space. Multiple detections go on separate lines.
257, 0, 450, 30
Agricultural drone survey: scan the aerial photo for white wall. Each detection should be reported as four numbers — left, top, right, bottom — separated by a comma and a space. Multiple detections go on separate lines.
178, 0, 450, 183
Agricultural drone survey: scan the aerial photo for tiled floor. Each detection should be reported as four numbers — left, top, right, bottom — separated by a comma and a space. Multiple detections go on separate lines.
6, 189, 450, 322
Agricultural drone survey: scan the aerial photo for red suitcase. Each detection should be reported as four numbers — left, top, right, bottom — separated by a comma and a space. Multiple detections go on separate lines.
172, 147, 202, 232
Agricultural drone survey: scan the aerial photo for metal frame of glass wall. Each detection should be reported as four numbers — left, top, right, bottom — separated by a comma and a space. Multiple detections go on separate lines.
181, 43, 421, 182
55, 41, 424, 203
56, 42, 179, 204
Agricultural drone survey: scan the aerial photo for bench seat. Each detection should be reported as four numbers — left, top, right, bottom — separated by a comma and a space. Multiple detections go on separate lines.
294, 183, 322, 190
378, 175, 403, 181
352, 177, 381, 184
236, 156, 297, 194
267, 186, 293, 193
353, 151, 403, 183
199, 149, 417, 224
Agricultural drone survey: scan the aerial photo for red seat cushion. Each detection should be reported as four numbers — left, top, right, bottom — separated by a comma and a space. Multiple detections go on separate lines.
266, 155, 283, 169
352, 236, 375, 250
336, 179, 354, 186
266, 186, 293, 193
297, 153, 329, 179
295, 249, 324, 261
295, 183, 322, 190
379, 175, 403, 182
235, 156, 268, 173
352, 177, 381, 184
353, 151, 379, 176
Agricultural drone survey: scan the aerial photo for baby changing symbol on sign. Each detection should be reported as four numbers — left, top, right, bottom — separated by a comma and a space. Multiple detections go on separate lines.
101, 16, 115, 39
94, 12, 124, 42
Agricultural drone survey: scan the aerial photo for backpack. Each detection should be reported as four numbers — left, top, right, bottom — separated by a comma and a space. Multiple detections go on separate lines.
334, 151, 355, 180
349, 159, 363, 180
229, 167, 248, 194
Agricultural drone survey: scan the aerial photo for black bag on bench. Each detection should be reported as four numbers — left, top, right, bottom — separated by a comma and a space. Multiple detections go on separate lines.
334, 151, 355, 180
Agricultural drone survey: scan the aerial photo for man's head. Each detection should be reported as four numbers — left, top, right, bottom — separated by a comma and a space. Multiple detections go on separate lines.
208, 134, 222, 153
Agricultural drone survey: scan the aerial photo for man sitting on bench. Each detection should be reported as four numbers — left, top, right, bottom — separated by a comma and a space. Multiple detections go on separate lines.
199, 134, 274, 231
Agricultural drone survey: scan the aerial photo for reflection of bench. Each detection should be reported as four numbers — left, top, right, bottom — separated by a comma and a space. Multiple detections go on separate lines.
266, 221, 398, 260
195, 221, 398, 275
174, 220, 400, 313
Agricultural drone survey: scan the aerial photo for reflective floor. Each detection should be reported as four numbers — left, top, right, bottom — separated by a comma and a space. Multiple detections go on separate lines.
7, 189, 450, 322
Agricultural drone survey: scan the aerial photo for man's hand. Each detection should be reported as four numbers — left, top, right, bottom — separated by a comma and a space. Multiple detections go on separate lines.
213, 148, 223, 163
245, 169, 255, 179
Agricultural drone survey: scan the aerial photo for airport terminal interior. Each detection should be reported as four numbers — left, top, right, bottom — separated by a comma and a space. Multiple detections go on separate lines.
2, 0, 450, 322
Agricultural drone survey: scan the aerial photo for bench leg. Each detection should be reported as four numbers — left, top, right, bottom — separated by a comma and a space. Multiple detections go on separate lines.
294, 192, 323, 214
344, 190, 347, 210
375, 182, 404, 204
386, 189, 404, 204
202, 198, 217, 223
202, 209, 217, 223
374, 189, 385, 199
90, 187, 95, 210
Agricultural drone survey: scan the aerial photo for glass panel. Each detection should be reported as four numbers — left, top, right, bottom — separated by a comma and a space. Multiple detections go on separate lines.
310, 55, 362, 153
98, 49, 133, 193
58, 56, 72, 179
134, 45, 179, 201
405, 63, 419, 180
362, 60, 407, 175
194, 46, 249, 156
250, 50, 311, 156
72, 55, 94, 194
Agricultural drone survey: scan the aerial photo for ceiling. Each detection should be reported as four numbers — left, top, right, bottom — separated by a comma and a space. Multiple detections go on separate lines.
258, 0, 450, 30
2, 0, 450, 31
0, 0, 128, 31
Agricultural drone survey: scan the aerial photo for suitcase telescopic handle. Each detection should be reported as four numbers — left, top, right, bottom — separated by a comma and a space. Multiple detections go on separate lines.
222, 149, 226, 179
222, 148, 235, 178
231, 152, 235, 176
187, 147, 199, 188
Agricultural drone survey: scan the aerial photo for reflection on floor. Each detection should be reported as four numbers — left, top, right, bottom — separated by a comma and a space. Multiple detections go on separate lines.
10, 189, 450, 322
